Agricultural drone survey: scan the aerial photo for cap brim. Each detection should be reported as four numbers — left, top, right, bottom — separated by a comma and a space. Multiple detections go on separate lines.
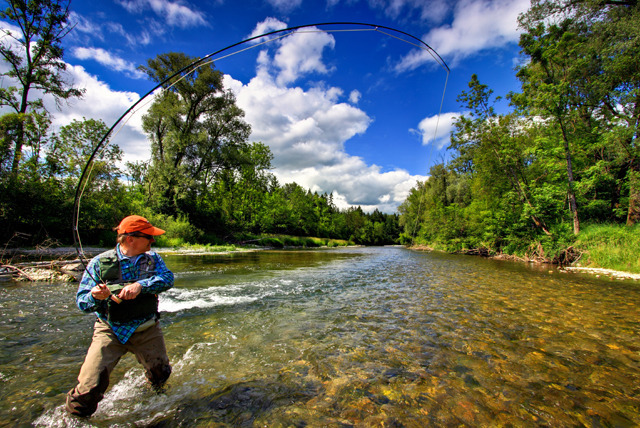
139, 226, 166, 236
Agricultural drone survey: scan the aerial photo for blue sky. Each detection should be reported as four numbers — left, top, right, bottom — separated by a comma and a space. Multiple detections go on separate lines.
1, 0, 530, 212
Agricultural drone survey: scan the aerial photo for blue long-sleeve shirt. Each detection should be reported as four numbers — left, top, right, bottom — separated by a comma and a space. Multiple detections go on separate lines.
76, 245, 174, 344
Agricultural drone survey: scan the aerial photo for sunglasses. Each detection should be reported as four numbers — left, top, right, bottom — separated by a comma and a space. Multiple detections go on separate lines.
127, 232, 154, 240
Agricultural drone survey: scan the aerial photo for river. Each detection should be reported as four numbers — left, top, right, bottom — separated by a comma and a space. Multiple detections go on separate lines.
0, 246, 639, 427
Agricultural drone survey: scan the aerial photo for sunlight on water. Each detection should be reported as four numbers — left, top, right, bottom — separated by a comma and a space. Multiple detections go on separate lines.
4, 248, 640, 426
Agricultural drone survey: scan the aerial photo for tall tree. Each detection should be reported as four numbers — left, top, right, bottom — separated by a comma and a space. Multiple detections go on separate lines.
586, 1, 640, 225
452, 75, 551, 235
47, 117, 122, 185
140, 52, 252, 217
0, 0, 83, 176
517, 0, 640, 227
513, 19, 589, 235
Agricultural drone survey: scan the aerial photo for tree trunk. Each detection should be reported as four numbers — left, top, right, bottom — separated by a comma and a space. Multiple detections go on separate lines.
627, 165, 640, 226
559, 119, 580, 234
10, 86, 31, 175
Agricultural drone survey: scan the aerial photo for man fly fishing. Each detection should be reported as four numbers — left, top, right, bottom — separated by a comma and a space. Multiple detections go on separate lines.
66, 215, 173, 417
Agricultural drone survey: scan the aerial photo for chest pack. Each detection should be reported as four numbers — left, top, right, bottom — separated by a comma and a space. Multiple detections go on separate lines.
97, 249, 159, 323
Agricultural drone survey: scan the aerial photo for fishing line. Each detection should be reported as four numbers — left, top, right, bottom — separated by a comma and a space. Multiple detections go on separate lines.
410, 70, 450, 244
73, 32, 298, 270
72, 22, 450, 271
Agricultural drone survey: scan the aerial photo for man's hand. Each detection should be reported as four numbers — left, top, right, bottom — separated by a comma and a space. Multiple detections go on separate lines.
118, 282, 142, 300
91, 283, 111, 300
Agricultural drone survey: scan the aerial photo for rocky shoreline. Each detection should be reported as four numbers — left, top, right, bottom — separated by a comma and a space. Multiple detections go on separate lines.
0, 246, 259, 282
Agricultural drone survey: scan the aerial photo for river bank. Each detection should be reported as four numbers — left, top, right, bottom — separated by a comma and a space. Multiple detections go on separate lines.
409, 245, 640, 281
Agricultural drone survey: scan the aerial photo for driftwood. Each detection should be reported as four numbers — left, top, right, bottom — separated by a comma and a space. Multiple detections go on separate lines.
0, 264, 34, 281
0, 259, 85, 282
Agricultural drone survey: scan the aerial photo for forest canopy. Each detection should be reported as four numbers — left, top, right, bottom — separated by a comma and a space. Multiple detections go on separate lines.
398, 0, 640, 260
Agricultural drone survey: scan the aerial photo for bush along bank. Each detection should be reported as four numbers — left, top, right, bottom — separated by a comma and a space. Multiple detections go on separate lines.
409, 223, 640, 277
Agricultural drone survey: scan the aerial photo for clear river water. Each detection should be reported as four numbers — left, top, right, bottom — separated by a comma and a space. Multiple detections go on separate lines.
1, 246, 639, 427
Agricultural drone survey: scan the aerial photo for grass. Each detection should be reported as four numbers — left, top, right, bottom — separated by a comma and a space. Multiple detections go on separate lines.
155, 234, 354, 252
154, 238, 239, 253
239, 234, 353, 249
574, 223, 640, 273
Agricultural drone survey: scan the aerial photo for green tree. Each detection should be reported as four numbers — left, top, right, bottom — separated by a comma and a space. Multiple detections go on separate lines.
49, 118, 129, 235
0, 0, 83, 177
582, 1, 640, 225
514, 19, 594, 234
140, 52, 252, 217
208, 142, 273, 234
452, 75, 551, 235
47, 118, 121, 184
516, 0, 640, 228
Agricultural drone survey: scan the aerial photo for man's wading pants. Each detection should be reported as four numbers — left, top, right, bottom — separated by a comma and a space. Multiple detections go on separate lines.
65, 319, 171, 417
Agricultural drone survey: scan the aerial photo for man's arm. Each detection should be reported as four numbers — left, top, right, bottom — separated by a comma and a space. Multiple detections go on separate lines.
76, 258, 110, 313
119, 253, 174, 300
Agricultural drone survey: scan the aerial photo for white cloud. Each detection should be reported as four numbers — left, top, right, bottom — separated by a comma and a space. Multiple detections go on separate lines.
72, 47, 147, 79
414, 112, 461, 149
226, 70, 370, 169
248, 17, 288, 42
68, 12, 102, 40
273, 29, 336, 86
349, 90, 361, 104
222, 27, 429, 213
265, 0, 303, 13
41, 64, 152, 162
249, 20, 337, 86
68, 12, 154, 47
275, 161, 427, 213
116, 0, 206, 28
370, 0, 451, 23
395, 0, 529, 71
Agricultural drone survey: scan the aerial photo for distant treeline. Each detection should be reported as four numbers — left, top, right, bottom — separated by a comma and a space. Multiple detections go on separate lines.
0, 1, 399, 248
398, 1, 640, 261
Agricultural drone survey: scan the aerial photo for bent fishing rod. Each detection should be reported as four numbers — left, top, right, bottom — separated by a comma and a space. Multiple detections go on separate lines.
72, 22, 450, 275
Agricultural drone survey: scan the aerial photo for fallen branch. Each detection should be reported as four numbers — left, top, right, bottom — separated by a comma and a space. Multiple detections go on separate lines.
1, 264, 35, 281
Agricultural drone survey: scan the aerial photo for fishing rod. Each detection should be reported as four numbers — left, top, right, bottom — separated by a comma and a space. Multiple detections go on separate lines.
72, 22, 450, 268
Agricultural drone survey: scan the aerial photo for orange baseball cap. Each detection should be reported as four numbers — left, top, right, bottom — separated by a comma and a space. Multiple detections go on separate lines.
116, 215, 165, 235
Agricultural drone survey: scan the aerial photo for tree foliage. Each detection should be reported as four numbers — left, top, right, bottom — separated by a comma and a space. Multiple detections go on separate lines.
399, 0, 640, 258
0, 0, 83, 176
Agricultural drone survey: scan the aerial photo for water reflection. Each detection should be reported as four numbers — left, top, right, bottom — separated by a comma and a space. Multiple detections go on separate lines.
1, 247, 638, 426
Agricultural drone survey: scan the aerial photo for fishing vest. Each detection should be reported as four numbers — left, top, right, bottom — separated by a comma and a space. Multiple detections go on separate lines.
97, 249, 159, 323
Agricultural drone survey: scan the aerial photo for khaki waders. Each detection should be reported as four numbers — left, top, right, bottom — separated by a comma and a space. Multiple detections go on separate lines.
65, 318, 171, 417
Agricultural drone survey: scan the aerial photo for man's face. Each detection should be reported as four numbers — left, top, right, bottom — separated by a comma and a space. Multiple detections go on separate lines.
126, 233, 155, 255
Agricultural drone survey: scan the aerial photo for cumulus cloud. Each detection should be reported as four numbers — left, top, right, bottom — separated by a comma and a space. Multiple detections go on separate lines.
248, 17, 289, 43
276, 161, 427, 213
372, 0, 451, 23
41, 65, 152, 162
116, 0, 206, 28
413, 112, 461, 149
249, 21, 337, 86
395, 0, 529, 71
72, 47, 147, 79
349, 89, 361, 104
226, 70, 370, 170
265, 0, 303, 13
223, 23, 428, 212
273, 29, 336, 86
